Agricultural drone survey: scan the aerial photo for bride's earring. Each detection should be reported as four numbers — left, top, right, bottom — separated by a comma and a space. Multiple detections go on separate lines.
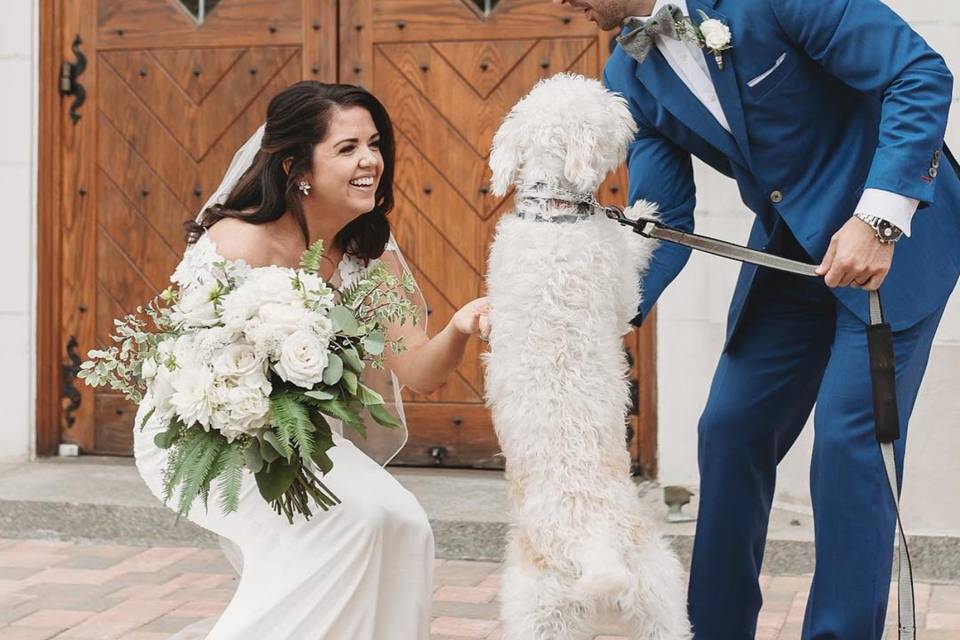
298, 180, 311, 196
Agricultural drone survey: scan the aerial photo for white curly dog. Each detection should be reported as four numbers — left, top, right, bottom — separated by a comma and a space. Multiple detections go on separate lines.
484, 73, 691, 640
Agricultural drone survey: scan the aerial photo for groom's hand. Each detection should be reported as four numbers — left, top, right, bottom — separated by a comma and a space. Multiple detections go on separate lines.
816, 217, 894, 291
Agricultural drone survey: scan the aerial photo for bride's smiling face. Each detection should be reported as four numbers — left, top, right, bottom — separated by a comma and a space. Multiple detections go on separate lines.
307, 106, 384, 224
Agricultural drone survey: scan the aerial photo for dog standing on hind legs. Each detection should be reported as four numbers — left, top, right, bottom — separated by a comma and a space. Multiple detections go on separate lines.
483, 74, 691, 640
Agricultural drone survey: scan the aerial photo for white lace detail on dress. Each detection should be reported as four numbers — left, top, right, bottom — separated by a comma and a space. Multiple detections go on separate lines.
172, 234, 252, 290
336, 252, 380, 289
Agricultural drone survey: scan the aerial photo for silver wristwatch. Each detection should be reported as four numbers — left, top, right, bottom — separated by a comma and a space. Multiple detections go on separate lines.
853, 212, 903, 244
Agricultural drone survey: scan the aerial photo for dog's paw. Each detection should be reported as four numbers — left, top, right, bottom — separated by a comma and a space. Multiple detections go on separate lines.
573, 566, 632, 601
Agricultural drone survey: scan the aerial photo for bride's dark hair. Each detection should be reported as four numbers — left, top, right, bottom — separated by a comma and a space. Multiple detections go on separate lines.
184, 81, 396, 262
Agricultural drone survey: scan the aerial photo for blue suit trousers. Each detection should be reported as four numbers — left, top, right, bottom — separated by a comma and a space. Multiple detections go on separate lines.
688, 227, 950, 639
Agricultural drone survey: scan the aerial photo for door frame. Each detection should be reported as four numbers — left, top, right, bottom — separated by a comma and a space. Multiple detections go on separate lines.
36, 0, 659, 476
36, 0, 65, 457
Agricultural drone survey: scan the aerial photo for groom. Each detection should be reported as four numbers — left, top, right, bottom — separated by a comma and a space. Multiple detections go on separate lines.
555, 0, 960, 638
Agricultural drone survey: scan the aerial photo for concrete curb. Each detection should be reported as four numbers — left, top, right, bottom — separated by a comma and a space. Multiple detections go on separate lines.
2, 497, 959, 581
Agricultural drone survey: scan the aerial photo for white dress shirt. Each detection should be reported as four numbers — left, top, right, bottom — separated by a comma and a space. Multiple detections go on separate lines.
635, 0, 918, 236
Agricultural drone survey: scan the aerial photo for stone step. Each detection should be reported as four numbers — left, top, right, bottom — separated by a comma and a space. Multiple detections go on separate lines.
0, 457, 957, 581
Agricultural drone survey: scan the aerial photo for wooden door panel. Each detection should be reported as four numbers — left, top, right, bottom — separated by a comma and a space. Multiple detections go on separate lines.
55, 0, 335, 455
432, 40, 537, 100
349, 0, 656, 470
46, 0, 656, 472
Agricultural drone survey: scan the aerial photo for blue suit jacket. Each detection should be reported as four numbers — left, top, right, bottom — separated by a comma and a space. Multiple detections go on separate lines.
604, 0, 960, 342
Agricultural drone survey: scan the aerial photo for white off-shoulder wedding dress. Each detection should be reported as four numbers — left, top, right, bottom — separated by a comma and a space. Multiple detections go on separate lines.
133, 234, 434, 640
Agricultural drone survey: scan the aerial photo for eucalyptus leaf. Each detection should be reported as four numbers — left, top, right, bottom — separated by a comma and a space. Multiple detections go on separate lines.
244, 440, 265, 474
254, 459, 298, 501
367, 403, 401, 429
357, 383, 385, 406
363, 331, 386, 356
263, 429, 293, 462
322, 353, 344, 386
341, 369, 359, 396
340, 347, 364, 374
259, 433, 281, 463
153, 419, 180, 449
304, 388, 336, 401
311, 398, 362, 426
329, 306, 361, 335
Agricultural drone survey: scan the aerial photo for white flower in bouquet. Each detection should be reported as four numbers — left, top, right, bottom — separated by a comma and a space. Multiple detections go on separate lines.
170, 365, 217, 428
220, 283, 261, 328
149, 365, 177, 424
257, 302, 314, 335
275, 329, 331, 389
170, 283, 220, 328
297, 272, 336, 308
212, 343, 265, 379
192, 326, 240, 365
212, 381, 271, 441
247, 266, 301, 305
141, 356, 159, 381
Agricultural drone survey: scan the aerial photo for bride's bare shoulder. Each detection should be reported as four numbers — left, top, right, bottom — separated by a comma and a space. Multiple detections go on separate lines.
204, 218, 276, 267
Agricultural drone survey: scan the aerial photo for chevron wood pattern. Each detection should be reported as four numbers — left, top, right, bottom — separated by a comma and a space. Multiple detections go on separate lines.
51, 0, 652, 472
86, 45, 303, 452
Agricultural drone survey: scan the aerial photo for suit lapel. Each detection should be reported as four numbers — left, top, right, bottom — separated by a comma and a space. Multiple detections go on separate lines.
633, 47, 744, 166
689, 0, 754, 169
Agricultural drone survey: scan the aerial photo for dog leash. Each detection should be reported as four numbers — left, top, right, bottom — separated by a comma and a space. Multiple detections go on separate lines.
600, 203, 916, 640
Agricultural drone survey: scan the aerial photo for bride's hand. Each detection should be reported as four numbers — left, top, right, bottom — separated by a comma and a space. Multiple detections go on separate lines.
450, 297, 491, 341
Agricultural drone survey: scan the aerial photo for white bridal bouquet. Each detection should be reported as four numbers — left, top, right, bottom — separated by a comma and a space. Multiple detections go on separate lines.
80, 241, 419, 524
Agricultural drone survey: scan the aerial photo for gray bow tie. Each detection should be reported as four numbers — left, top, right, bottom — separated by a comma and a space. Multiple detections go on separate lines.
618, 4, 688, 65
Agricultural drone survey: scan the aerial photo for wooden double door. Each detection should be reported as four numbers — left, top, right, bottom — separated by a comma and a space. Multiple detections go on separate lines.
40, 0, 657, 475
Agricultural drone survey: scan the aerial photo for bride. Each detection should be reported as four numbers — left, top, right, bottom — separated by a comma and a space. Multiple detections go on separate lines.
133, 81, 490, 639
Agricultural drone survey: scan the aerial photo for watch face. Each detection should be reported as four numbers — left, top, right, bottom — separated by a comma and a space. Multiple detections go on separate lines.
878, 220, 902, 241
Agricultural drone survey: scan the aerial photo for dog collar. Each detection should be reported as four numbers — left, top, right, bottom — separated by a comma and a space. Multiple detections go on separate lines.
514, 183, 607, 223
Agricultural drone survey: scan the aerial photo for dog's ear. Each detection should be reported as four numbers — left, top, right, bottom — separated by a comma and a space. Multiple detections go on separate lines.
562, 122, 602, 194
489, 112, 523, 197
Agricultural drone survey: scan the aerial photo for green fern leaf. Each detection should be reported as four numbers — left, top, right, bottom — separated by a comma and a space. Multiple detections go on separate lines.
175, 430, 225, 520
216, 444, 246, 515
270, 394, 315, 461
299, 239, 325, 274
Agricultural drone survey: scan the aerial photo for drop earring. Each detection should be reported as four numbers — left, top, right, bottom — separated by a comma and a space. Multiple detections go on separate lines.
298, 180, 311, 196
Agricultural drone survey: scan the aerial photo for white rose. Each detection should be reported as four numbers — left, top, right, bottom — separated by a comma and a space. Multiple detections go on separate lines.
172, 285, 219, 328
220, 285, 261, 328
238, 370, 272, 395
212, 343, 264, 378
699, 19, 731, 49
257, 302, 312, 334
225, 384, 271, 436
247, 266, 300, 305
274, 330, 329, 389
170, 366, 217, 428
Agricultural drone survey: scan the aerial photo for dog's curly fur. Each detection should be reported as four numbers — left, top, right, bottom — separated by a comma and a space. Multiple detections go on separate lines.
484, 74, 691, 640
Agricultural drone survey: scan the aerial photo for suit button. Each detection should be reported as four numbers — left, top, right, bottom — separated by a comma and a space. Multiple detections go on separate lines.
770, 190, 783, 204
929, 167, 938, 178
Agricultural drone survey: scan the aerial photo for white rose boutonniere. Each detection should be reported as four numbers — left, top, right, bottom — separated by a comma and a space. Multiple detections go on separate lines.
696, 10, 733, 70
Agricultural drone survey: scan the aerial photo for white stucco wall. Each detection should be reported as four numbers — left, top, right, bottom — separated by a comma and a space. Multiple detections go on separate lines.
0, 0, 37, 462
657, 1, 960, 536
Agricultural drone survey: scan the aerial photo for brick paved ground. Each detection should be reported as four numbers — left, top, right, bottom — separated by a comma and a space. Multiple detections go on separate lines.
0, 538, 956, 639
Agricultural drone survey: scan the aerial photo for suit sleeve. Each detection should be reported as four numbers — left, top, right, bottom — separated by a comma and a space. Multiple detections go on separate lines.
605, 67, 697, 326
770, 0, 953, 206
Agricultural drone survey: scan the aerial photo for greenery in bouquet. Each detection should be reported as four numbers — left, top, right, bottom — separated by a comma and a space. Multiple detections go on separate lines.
79, 240, 419, 524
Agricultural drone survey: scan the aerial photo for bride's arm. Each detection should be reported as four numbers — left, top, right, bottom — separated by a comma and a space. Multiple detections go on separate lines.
377, 255, 489, 395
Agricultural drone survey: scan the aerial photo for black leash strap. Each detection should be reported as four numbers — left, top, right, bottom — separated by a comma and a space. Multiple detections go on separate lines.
605, 206, 916, 639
